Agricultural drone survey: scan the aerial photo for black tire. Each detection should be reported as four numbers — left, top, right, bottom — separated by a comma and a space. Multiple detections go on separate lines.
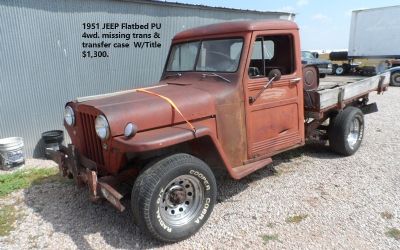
332, 64, 338, 73
41, 130, 64, 143
319, 73, 326, 78
328, 107, 364, 156
390, 71, 400, 86
131, 153, 217, 242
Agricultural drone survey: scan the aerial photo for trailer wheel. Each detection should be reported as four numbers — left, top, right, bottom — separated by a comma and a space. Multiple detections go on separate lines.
390, 71, 400, 86
328, 107, 364, 156
335, 66, 345, 75
131, 153, 217, 242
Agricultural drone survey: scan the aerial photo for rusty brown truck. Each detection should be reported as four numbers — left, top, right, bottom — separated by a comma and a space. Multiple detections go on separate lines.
52, 20, 390, 242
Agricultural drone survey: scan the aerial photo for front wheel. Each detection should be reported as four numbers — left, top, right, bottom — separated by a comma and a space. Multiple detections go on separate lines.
131, 153, 217, 242
328, 107, 364, 156
335, 66, 345, 75
390, 71, 400, 86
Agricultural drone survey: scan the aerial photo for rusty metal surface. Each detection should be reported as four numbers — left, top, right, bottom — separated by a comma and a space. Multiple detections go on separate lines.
82, 84, 216, 136
98, 182, 125, 212
61, 20, 389, 187
63, 20, 309, 180
113, 122, 215, 153
242, 29, 305, 160
231, 157, 273, 179
0, 0, 293, 157
173, 20, 298, 41
64, 19, 384, 183
49, 145, 128, 211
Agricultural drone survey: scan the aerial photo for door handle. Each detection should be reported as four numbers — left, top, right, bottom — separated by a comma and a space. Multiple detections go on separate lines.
290, 78, 302, 84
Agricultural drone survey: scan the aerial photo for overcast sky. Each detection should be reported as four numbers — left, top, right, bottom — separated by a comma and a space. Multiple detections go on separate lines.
170, 0, 399, 51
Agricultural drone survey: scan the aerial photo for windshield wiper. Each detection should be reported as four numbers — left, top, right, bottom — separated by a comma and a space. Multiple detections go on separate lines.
201, 73, 231, 83
164, 73, 182, 79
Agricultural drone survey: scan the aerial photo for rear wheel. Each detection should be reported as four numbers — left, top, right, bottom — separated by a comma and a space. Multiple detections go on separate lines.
131, 153, 217, 242
328, 107, 364, 156
390, 71, 400, 86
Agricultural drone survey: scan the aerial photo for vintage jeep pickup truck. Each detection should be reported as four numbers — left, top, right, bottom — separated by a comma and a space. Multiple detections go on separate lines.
51, 20, 389, 242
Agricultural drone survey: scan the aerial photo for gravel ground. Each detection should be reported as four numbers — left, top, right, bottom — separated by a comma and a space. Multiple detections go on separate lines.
1, 85, 400, 249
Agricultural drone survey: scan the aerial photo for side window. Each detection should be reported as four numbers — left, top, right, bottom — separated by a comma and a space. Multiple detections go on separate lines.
248, 35, 294, 78
167, 41, 200, 71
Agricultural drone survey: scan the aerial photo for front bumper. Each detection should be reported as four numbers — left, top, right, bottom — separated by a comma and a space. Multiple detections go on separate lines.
318, 67, 333, 74
48, 144, 127, 211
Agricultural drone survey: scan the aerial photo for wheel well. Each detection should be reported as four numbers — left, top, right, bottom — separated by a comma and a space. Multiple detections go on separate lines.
391, 70, 400, 75
126, 136, 227, 176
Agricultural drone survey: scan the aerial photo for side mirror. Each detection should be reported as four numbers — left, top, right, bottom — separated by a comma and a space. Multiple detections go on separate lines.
250, 69, 282, 104
268, 69, 282, 81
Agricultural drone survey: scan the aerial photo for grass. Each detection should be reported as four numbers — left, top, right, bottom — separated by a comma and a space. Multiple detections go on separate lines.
380, 211, 394, 220
0, 167, 63, 236
286, 214, 308, 223
0, 205, 18, 236
260, 234, 280, 244
266, 222, 275, 228
385, 228, 400, 240
0, 168, 60, 197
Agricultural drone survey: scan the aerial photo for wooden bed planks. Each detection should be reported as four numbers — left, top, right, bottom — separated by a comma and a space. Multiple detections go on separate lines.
313, 72, 390, 110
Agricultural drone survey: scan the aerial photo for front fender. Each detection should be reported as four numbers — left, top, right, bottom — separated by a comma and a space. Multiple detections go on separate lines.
111, 122, 249, 179
113, 125, 213, 153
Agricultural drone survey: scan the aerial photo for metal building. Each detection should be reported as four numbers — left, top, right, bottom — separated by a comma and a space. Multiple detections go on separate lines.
0, 0, 293, 157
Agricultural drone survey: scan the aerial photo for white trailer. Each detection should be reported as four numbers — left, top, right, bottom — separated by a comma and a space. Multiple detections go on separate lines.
348, 5, 400, 58
347, 6, 400, 86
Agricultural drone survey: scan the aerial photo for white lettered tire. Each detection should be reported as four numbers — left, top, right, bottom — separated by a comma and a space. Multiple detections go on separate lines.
131, 153, 217, 242
390, 71, 400, 86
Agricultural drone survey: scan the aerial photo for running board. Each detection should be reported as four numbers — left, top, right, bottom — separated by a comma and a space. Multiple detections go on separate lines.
231, 157, 273, 179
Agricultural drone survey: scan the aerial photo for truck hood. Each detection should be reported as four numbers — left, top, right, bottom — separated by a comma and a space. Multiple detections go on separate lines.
75, 84, 216, 136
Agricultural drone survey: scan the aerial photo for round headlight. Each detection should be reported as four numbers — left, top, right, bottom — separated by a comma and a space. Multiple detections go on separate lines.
95, 115, 110, 140
64, 106, 75, 126
328, 63, 333, 68
124, 123, 138, 138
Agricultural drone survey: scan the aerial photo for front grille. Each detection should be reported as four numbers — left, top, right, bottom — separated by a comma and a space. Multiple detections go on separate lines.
79, 112, 104, 165
319, 64, 329, 69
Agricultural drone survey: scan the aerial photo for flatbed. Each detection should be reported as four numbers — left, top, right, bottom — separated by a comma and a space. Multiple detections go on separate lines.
305, 72, 389, 114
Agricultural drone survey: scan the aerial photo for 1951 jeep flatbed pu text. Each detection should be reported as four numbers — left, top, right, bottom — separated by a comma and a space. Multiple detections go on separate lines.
50, 20, 389, 242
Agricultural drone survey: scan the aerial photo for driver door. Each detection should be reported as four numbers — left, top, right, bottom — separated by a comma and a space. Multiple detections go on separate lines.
244, 30, 305, 159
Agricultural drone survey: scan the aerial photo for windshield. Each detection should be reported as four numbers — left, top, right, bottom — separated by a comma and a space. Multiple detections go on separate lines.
301, 51, 314, 59
166, 38, 244, 73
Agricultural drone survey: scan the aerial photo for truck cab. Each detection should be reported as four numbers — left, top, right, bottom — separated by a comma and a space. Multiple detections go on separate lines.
54, 20, 389, 242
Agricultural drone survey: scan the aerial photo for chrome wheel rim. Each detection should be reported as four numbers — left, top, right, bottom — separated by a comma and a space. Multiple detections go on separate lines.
393, 73, 400, 86
347, 118, 362, 149
159, 175, 204, 226
336, 67, 344, 74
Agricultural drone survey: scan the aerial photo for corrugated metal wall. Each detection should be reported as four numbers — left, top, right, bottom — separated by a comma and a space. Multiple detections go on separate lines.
0, 0, 291, 157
